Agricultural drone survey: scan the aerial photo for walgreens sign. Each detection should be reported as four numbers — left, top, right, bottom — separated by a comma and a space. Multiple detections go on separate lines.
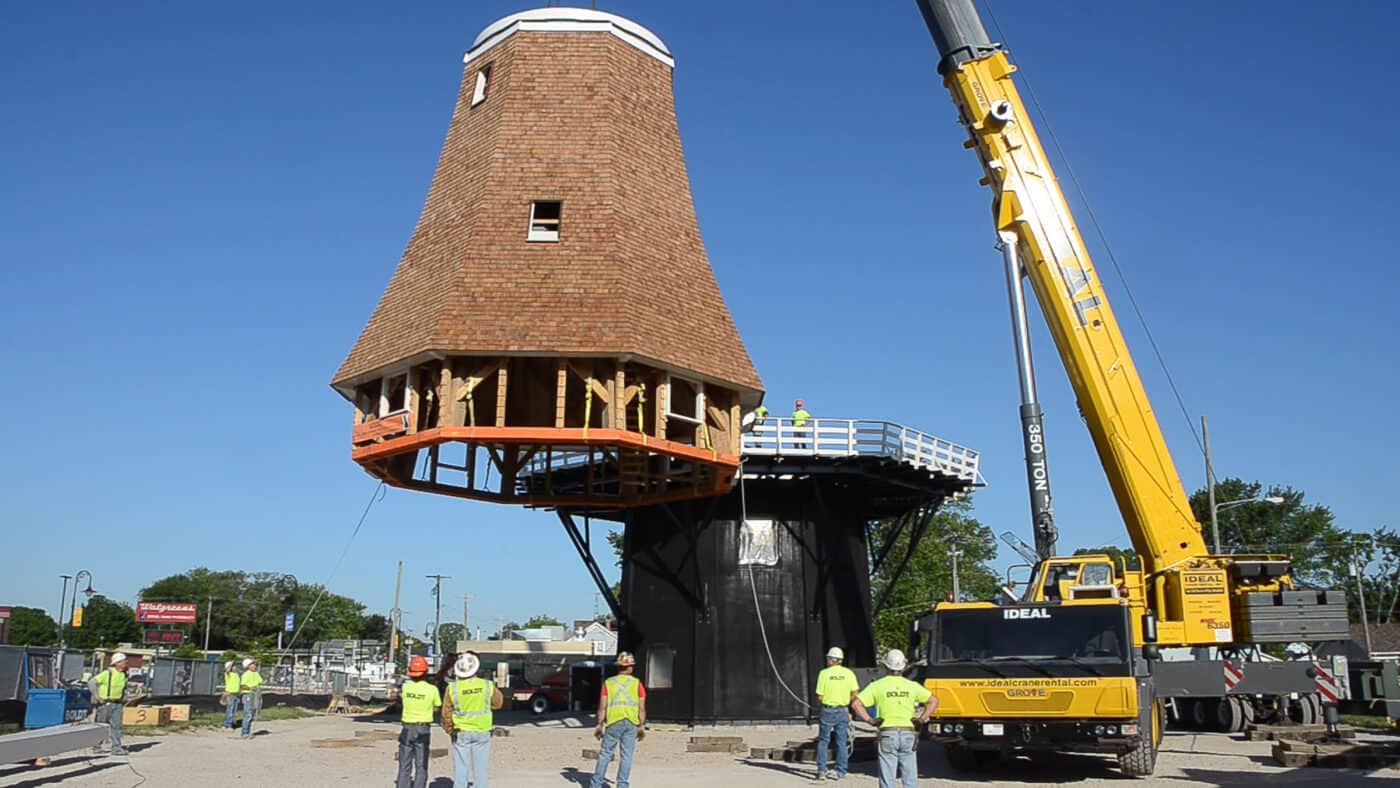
135, 602, 199, 624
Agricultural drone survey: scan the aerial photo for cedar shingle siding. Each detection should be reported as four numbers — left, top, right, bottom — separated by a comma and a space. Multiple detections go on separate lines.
332, 29, 762, 398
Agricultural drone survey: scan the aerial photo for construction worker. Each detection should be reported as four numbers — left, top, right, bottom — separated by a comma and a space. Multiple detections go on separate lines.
397, 655, 441, 788
223, 660, 241, 730
792, 399, 812, 450
591, 651, 646, 788
239, 658, 263, 739
88, 652, 130, 755
814, 646, 858, 780
442, 651, 503, 788
851, 650, 935, 788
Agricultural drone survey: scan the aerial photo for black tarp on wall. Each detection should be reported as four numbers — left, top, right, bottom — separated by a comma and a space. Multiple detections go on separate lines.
619, 474, 879, 723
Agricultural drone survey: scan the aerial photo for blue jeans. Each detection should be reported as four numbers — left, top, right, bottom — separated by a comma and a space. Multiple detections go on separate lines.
452, 730, 491, 788
95, 703, 124, 751
816, 706, 850, 776
241, 694, 257, 737
396, 723, 432, 788
877, 729, 918, 788
224, 695, 240, 728
590, 719, 637, 788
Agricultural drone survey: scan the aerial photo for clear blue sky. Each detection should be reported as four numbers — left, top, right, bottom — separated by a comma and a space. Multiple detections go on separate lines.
4, 1, 1397, 641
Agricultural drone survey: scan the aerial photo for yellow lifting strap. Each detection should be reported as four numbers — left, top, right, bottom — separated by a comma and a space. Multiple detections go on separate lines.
583, 376, 594, 440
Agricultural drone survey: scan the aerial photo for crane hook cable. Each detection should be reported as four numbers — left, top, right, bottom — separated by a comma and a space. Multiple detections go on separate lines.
739, 460, 812, 710
284, 481, 387, 652
979, 0, 1205, 456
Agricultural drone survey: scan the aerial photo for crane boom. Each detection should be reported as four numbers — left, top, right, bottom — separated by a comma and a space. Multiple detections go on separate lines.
914, 0, 1205, 573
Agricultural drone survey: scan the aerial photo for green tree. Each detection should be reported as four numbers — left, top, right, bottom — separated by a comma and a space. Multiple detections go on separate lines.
358, 614, 390, 641
1188, 478, 1351, 588
524, 615, 563, 628
1344, 526, 1400, 624
436, 622, 466, 650
1073, 545, 1141, 571
69, 596, 142, 649
172, 643, 201, 659
869, 499, 999, 651
7, 607, 58, 646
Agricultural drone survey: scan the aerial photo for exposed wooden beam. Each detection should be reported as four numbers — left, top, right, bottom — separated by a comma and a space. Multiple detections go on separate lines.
555, 359, 568, 429
495, 360, 509, 427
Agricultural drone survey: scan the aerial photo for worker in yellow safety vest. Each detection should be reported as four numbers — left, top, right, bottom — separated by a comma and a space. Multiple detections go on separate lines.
223, 660, 242, 730
792, 399, 812, 449
442, 651, 503, 788
239, 659, 263, 739
87, 652, 130, 755
851, 649, 936, 788
814, 646, 859, 780
397, 656, 441, 788
591, 652, 647, 788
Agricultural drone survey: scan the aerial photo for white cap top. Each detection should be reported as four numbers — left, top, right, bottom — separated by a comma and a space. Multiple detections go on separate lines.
466, 8, 673, 68
826, 647, 844, 661
110, 652, 128, 664
242, 658, 255, 669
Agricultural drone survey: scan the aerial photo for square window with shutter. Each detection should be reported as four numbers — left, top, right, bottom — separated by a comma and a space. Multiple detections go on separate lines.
528, 201, 561, 242
472, 65, 492, 107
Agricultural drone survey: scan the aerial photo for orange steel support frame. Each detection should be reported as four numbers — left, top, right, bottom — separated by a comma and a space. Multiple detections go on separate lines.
352, 426, 740, 508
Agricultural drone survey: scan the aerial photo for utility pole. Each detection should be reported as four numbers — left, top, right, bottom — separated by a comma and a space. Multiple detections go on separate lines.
462, 594, 473, 643
426, 573, 451, 657
389, 562, 403, 668
950, 546, 963, 602
1353, 544, 1374, 657
57, 575, 72, 649
203, 596, 213, 651
1203, 416, 1221, 555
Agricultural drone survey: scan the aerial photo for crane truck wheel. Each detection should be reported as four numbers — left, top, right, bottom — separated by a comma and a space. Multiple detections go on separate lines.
1187, 698, 1211, 730
1118, 700, 1162, 778
1295, 694, 1323, 725
1215, 697, 1253, 733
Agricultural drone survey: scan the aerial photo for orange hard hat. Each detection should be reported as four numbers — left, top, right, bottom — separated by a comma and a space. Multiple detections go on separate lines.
408, 656, 429, 677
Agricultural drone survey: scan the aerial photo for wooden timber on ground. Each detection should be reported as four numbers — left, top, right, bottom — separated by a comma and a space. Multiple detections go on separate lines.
687, 735, 747, 753
1271, 736, 1400, 768
750, 737, 877, 764
1245, 723, 1355, 742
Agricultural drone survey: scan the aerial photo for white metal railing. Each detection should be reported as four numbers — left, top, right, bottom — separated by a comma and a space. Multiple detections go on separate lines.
741, 418, 983, 484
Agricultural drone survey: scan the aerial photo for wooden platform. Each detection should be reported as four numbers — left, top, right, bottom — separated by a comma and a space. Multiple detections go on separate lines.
1271, 736, 1400, 768
1245, 723, 1355, 742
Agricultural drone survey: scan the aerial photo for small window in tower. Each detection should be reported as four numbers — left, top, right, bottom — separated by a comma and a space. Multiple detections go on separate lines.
528, 201, 562, 242
472, 65, 492, 107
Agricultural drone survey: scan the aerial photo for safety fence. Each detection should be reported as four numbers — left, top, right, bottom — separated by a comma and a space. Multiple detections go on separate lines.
741, 418, 984, 483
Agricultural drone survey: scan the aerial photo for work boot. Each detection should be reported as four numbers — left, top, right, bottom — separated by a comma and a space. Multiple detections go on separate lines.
110, 747, 129, 757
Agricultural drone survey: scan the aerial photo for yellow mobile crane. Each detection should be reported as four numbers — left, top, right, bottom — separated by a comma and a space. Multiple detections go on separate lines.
908, 0, 1349, 776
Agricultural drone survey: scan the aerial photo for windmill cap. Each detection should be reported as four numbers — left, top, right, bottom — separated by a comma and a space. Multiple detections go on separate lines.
467, 8, 672, 67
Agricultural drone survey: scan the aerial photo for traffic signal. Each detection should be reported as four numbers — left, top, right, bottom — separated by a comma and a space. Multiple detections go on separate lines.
72, 606, 84, 628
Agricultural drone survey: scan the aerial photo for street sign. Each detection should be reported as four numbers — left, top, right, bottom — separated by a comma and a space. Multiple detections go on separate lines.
136, 602, 198, 624
284, 612, 295, 633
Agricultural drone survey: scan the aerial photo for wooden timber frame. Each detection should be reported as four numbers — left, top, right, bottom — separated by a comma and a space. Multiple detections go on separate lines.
347, 355, 748, 508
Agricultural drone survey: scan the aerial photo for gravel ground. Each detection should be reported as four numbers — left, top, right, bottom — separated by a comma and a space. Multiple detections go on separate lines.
3, 711, 1397, 787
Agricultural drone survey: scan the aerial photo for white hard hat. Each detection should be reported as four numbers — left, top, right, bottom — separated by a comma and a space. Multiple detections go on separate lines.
454, 653, 480, 679
242, 658, 254, 669
225, 661, 235, 670
826, 647, 844, 661
883, 649, 907, 672
111, 652, 128, 664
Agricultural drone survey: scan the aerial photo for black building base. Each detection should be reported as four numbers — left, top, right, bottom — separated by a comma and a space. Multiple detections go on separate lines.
562, 451, 974, 723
